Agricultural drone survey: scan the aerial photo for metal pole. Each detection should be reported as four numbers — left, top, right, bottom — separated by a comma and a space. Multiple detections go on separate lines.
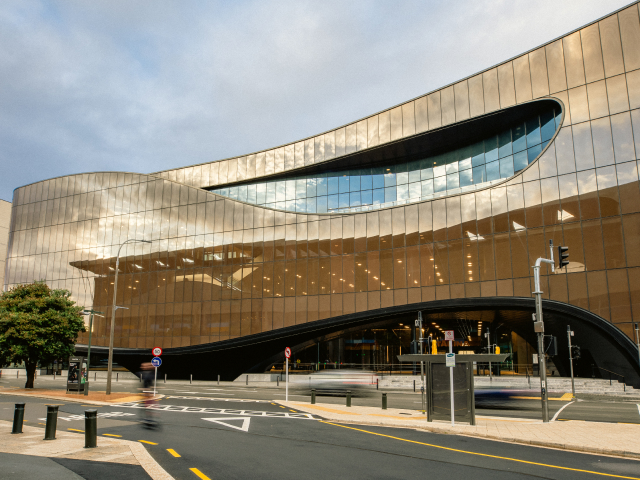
285, 357, 289, 402
417, 312, 426, 415
84, 311, 93, 396
567, 325, 575, 397
449, 339, 454, 426
154, 367, 157, 396
487, 327, 492, 381
532, 241, 554, 423
635, 323, 640, 367
106, 239, 150, 395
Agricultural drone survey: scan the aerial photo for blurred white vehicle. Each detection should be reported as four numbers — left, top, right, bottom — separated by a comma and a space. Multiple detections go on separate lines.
307, 369, 379, 396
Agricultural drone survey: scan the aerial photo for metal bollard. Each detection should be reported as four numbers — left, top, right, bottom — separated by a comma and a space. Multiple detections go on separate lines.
346, 391, 352, 407
84, 410, 97, 448
190, 374, 192, 385
376, 378, 379, 390
413, 380, 415, 392
17, 370, 19, 378
12, 403, 25, 434
94, 372, 96, 381
246, 375, 248, 385
164, 374, 167, 383
382, 393, 387, 410
116, 373, 118, 382
53, 372, 56, 380
311, 389, 316, 404
217, 374, 220, 385
277, 377, 279, 386
44, 405, 59, 440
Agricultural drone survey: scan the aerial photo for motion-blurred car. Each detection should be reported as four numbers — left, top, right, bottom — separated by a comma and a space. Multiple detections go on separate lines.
307, 369, 379, 396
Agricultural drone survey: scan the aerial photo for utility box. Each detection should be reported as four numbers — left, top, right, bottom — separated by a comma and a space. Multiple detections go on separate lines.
67, 356, 86, 393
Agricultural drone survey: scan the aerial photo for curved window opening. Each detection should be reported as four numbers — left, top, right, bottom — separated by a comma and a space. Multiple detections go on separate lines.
211, 103, 561, 213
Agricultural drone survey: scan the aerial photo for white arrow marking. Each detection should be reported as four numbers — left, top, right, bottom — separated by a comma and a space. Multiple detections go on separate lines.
202, 417, 251, 432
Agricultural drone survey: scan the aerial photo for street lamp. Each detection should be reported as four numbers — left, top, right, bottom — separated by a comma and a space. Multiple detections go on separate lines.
82, 309, 103, 396
106, 239, 151, 395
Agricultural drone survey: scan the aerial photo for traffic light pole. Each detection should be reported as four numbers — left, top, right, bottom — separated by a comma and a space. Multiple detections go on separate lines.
416, 312, 426, 416
532, 240, 555, 423
567, 325, 575, 397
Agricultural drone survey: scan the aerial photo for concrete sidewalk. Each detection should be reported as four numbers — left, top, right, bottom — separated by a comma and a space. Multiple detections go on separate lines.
0, 387, 150, 406
0, 420, 172, 479
280, 400, 640, 460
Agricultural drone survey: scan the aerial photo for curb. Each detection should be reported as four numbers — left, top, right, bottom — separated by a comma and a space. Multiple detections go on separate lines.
0, 389, 162, 406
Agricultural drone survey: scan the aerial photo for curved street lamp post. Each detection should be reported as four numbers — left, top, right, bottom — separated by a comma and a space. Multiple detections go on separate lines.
106, 239, 151, 395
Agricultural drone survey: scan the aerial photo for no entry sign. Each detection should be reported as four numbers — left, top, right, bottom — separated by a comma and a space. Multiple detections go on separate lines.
284, 347, 291, 359
152, 347, 162, 357
444, 330, 454, 341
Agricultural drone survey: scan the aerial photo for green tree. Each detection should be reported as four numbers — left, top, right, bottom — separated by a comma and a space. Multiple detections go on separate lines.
0, 282, 85, 388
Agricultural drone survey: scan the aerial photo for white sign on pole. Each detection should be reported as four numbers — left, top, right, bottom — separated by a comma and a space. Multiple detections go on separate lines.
446, 353, 455, 367
444, 330, 454, 341
284, 347, 291, 359
532, 353, 539, 364
152, 347, 162, 357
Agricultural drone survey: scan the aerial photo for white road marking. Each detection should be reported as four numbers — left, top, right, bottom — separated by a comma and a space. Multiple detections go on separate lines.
551, 400, 575, 422
167, 396, 270, 403
39, 412, 135, 422
116, 402, 315, 419
202, 417, 251, 432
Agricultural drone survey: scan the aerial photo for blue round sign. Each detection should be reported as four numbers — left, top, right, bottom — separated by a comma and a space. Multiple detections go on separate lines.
151, 357, 162, 367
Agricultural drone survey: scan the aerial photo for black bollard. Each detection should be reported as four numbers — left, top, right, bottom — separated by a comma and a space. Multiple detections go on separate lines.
311, 389, 316, 404
382, 393, 387, 410
346, 390, 352, 407
12, 403, 25, 434
44, 405, 59, 440
84, 410, 97, 448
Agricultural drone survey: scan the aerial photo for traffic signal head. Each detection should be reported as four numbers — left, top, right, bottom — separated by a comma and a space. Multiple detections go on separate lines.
558, 245, 569, 269
571, 345, 581, 360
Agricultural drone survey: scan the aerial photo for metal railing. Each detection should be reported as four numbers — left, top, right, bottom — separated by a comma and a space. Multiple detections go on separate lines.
595, 366, 626, 391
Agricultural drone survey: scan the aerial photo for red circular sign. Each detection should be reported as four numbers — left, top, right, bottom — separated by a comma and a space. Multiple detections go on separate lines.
284, 347, 291, 359
152, 347, 162, 357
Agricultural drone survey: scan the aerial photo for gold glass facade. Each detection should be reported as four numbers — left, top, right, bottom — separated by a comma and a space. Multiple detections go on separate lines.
4, 4, 640, 362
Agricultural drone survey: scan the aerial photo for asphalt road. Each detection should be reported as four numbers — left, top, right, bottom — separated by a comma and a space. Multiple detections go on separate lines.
2, 375, 640, 423
1, 393, 640, 480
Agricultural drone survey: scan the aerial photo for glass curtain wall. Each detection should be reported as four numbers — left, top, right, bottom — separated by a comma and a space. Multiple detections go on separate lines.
211, 108, 561, 214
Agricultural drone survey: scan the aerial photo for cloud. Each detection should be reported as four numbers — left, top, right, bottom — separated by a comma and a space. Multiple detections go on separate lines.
0, 0, 629, 201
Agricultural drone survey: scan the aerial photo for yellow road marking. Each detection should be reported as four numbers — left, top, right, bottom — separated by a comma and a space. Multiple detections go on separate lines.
294, 404, 360, 415
319, 421, 640, 480
68, 428, 84, 433
289, 409, 297, 413
510, 392, 573, 401
103, 434, 122, 437
38, 422, 45, 425
279, 405, 285, 409
190, 467, 211, 479
167, 448, 181, 457
271, 402, 276, 405
138, 440, 158, 445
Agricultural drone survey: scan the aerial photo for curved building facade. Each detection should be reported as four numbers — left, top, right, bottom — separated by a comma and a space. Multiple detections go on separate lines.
4, 4, 640, 382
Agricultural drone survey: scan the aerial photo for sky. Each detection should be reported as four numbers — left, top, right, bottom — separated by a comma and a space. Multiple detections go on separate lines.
0, 0, 632, 202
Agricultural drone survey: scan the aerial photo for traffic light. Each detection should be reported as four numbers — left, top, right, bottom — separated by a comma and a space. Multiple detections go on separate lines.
571, 345, 581, 360
558, 245, 569, 269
